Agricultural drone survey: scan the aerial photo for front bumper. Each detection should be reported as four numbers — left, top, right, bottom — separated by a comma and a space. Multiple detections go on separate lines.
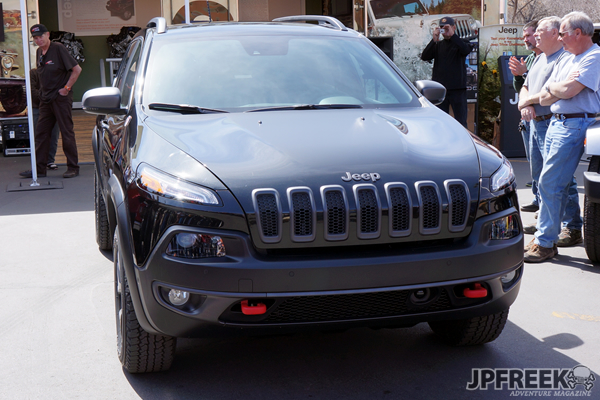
129, 207, 524, 338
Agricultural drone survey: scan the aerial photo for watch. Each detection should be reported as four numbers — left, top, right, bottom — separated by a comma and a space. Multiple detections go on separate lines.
522, 72, 528, 79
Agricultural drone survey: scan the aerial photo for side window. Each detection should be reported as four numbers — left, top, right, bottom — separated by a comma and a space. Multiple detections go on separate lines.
114, 39, 143, 108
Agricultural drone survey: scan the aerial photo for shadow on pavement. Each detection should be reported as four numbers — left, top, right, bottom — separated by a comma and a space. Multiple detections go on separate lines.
123, 321, 597, 399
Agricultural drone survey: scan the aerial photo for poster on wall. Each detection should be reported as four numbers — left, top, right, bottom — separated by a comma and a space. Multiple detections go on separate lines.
58, 0, 137, 36
476, 24, 527, 144
0, 1, 29, 116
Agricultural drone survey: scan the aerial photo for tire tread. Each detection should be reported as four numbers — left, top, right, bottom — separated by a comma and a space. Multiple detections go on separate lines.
95, 171, 112, 250
428, 309, 509, 346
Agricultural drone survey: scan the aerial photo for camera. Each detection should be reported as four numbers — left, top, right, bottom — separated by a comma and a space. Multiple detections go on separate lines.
440, 28, 445, 34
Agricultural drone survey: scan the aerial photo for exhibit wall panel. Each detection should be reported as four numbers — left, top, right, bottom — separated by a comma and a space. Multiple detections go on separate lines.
39, 0, 160, 103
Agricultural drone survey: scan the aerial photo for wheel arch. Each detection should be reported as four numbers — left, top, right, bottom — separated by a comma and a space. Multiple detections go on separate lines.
108, 173, 163, 335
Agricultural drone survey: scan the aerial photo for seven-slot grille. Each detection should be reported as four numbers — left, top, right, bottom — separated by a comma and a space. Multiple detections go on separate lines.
253, 180, 471, 243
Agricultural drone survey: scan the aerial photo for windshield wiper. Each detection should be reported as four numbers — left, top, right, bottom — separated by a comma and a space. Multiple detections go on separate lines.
247, 104, 363, 112
148, 103, 229, 114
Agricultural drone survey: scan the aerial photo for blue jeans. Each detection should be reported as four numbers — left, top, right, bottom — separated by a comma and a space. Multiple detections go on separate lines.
531, 118, 581, 231
534, 117, 592, 248
523, 119, 538, 205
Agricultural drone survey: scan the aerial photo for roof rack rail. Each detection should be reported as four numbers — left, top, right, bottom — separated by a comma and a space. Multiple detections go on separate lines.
272, 15, 347, 31
147, 17, 167, 34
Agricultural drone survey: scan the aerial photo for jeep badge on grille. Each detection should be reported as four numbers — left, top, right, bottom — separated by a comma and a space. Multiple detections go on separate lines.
341, 172, 381, 182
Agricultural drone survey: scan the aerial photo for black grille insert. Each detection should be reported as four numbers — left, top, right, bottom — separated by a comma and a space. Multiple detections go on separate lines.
389, 186, 410, 234
256, 193, 279, 239
325, 190, 347, 237
291, 191, 313, 237
449, 184, 468, 228
357, 188, 378, 234
261, 289, 452, 323
419, 184, 440, 233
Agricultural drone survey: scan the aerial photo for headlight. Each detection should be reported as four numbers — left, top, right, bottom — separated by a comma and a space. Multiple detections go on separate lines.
490, 158, 515, 192
136, 164, 221, 205
166, 233, 226, 258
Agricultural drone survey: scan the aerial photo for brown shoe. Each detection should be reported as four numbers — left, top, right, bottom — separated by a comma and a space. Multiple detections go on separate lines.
524, 243, 556, 263
63, 169, 79, 178
524, 238, 535, 252
556, 228, 582, 247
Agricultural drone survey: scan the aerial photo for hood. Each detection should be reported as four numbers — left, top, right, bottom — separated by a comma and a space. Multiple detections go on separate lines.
144, 107, 480, 213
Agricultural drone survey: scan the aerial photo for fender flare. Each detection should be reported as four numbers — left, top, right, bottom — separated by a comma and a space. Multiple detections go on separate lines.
108, 174, 162, 335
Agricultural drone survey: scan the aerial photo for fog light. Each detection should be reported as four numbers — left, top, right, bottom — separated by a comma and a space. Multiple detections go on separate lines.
501, 270, 516, 284
166, 233, 226, 259
168, 289, 190, 306
176, 233, 197, 248
490, 215, 519, 240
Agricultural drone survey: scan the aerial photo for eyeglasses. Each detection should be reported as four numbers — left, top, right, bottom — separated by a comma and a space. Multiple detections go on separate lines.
558, 30, 573, 38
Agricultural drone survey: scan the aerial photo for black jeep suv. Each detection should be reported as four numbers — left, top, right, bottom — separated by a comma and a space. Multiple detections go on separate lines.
83, 16, 523, 373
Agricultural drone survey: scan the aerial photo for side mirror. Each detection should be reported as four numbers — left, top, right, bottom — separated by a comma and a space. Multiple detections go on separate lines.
82, 87, 125, 115
415, 80, 446, 105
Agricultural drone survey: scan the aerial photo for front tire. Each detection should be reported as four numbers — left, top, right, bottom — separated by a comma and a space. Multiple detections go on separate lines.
95, 171, 112, 250
114, 230, 176, 373
428, 309, 509, 346
584, 156, 600, 264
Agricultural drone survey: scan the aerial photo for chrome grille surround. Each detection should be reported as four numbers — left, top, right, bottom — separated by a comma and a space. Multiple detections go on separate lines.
252, 188, 282, 243
321, 185, 350, 241
252, 179, 471, 243
415, 181, 442, 235
287, 187, 316, 242
444, 179, 470, 232
352, 184, 381, 239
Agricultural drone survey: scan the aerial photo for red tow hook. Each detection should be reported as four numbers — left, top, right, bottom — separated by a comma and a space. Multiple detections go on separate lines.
241, 300, 267, 315
463, 283, 488, 298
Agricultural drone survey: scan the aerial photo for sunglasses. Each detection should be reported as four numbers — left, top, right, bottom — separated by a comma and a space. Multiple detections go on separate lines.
558, 30, 573, 38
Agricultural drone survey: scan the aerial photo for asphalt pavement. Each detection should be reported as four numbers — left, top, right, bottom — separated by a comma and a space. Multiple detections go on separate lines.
0, 153, 598, 400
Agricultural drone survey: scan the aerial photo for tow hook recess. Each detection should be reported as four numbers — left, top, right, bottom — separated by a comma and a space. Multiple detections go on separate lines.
241, 300, 267, 315
463, 283, 488, 298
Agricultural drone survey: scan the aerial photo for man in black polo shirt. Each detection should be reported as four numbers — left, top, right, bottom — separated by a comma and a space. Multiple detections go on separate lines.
421, 16, 473, 128
20, 24, 82, 178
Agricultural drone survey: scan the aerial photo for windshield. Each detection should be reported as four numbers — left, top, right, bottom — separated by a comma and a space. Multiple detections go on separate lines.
142, 34, 418, 112
370, 0, 427, 19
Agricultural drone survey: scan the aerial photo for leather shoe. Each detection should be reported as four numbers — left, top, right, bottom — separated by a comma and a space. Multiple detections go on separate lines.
556, 228, 583, 247
523, 223, 537, 234
63, 169, 79, 178
524, 243, 557, 263
520, 202, 539, 212
19, 170, 46, 178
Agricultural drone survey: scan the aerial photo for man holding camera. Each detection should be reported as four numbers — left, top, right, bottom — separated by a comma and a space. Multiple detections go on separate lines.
421, 16, 473, 128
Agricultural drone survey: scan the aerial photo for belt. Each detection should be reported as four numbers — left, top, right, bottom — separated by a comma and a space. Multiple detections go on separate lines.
533, 114, 552, 122
553, 112, 600, 120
